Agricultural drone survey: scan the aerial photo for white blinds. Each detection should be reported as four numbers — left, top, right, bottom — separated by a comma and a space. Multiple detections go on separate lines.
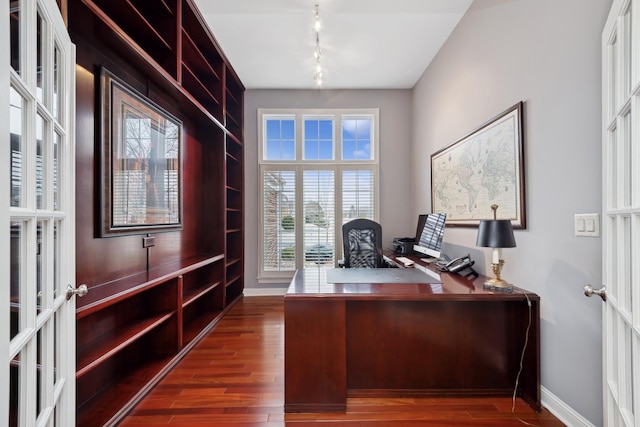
261, 166, 375, 274
262, 170, 296, 271
341, 169, 375, 224
303, 170, 335, 266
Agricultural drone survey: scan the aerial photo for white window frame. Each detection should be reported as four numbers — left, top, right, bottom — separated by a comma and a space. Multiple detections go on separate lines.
258, 108, 380, 283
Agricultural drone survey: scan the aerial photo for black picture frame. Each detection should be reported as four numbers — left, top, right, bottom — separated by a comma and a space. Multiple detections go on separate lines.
100, 67, 183, 236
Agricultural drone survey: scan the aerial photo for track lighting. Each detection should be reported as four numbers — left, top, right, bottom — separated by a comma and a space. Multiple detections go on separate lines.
313, 4, 323, 87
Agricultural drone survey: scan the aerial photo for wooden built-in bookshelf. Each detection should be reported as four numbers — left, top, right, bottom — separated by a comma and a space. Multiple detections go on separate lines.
68, 0, 244, 424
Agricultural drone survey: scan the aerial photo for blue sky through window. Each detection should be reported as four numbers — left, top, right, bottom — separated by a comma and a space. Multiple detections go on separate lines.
304, 119, 333, 160
265, 117, 374, 161
342, 118, 371, 160
266, 118, 295, 160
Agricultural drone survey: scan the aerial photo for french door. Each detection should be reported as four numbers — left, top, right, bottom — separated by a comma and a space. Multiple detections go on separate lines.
3, 0, 78, 425
601, 0, 640, 425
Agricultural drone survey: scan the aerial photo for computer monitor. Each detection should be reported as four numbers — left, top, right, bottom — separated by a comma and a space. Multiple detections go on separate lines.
413, 213, 447, 260
414, 214, 428, 243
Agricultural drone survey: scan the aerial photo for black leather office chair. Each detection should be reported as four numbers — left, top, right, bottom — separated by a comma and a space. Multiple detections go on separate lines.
341, 218, 384, 268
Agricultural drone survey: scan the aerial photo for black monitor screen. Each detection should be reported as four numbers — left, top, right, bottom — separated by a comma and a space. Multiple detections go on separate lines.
414, 214, 428, 242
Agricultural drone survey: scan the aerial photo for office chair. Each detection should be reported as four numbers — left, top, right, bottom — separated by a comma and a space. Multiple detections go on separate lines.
341, 218, 384, 268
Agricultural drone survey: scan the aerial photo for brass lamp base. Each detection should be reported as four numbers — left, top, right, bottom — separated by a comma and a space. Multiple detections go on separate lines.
483, 261, 513, 292
483, 277, 513, 292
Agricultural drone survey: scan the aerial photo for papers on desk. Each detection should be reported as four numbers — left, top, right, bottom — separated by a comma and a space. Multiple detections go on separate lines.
325, 267, 441, 284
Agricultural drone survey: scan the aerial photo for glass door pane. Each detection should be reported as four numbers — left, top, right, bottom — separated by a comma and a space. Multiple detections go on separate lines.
10, 0, 21, 74
10, 220, 23, 341
10, 86, 23, 208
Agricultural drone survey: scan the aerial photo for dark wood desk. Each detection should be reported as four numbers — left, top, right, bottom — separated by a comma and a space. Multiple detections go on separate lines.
284, 252, 540, 413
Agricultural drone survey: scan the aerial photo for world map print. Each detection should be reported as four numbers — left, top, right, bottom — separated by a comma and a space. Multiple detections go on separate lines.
431, 106, 523, 226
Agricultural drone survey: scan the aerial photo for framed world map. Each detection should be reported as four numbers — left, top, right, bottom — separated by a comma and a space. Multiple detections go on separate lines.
431, 102, 526, 228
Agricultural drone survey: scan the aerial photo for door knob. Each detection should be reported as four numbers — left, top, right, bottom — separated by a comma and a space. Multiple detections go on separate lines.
66, 284, 88, 300
584, 285, 606, 302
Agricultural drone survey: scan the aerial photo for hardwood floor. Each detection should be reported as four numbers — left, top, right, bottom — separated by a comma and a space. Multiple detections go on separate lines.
120, 296, 565, 426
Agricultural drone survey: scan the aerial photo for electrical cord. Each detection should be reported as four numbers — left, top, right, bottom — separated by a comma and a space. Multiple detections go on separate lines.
512, 292, 539, 426
512, 293, 531, 409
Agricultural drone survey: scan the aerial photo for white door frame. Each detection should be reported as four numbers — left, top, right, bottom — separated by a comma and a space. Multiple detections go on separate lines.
3, 0, 77, 425
0, 0, 11, 423
601, 0, 640, 426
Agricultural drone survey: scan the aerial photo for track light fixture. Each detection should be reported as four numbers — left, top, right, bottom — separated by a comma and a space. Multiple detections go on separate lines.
313, 4, 323, 86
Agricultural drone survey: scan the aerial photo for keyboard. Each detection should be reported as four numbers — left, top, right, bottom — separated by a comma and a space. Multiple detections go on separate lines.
395, 256, 415, 267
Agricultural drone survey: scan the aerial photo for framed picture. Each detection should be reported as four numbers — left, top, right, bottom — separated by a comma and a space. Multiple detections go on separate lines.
100, 67, 183, 236
430, 102, 526, 228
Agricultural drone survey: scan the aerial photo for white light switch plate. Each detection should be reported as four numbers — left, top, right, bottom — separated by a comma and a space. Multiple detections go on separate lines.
575, 213, 599, 237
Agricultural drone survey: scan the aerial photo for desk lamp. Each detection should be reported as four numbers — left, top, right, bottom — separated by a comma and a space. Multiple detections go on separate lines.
476, 204, 516, 291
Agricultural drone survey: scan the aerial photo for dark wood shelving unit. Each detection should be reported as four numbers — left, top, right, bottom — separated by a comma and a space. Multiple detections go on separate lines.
69, 0, 244, 424
183, 281, 223, 307
76, 351, 174, 427
76, 312, 176, 376
224, 127, 244, 304
179, 0, 225, 119
225, 72, 244, 136
87, 0, 178, 75
181, 64, 223, 117
182, 289, 225, 345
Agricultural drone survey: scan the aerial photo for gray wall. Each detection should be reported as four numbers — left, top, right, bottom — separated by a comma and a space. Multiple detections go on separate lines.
411, 0, 611, 424
244, 89, 413, 288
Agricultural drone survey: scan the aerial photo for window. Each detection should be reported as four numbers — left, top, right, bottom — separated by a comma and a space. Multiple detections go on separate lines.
265, 116, 295, 160
342, 117, 372, 160
304, 118, 333, 160
258, 109, 379, 282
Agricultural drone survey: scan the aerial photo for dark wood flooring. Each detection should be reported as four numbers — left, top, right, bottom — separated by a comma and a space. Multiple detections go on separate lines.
120, 296, 565, 426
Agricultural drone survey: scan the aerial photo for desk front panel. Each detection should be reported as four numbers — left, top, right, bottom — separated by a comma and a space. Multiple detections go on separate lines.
284, 298, 347, 412
284, 268, 540, 413
346, 299, 528, 393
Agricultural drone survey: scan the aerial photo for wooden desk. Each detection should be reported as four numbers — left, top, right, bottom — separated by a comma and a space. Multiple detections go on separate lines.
284, 253, 540, 413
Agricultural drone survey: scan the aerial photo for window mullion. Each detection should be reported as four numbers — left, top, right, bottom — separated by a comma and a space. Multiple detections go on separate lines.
335, 165, 343, 261
296, 113, 303, 161
294, 165, 304, 270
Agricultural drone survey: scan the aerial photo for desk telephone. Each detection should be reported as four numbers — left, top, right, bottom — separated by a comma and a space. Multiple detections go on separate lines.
440, 254, 478, 278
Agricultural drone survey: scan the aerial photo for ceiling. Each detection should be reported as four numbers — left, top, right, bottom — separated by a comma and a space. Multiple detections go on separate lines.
192, 0, 474, 90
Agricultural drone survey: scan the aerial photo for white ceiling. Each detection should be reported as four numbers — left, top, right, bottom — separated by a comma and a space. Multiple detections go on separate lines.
192, 0, 473, 90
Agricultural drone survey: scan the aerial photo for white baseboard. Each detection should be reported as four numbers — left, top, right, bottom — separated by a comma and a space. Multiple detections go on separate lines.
243, 287, 288, 296
541, 386, 597, 427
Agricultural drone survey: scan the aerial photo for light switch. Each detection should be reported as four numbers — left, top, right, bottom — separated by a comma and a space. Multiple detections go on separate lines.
575, 213, 600, 237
